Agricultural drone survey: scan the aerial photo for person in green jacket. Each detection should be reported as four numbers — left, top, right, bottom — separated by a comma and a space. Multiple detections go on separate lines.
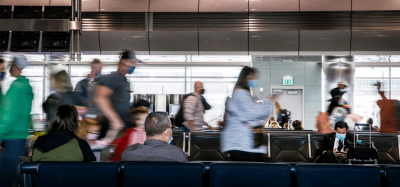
0, 55, 33, 187
0, 59, 6, 105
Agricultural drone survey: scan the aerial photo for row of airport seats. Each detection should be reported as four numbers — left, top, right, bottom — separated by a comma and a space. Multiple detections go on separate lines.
171, 131, 400, 164
19, 162, 400, 187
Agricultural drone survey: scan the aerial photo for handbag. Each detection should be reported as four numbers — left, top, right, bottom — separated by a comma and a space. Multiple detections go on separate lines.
253, 125, 265, 148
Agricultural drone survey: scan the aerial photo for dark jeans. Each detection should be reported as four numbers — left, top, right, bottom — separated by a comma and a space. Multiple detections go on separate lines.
228, 150, 267, 162
0, 139, 27, 187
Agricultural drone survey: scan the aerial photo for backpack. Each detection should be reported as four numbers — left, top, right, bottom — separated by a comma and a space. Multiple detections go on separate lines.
277, 109, 290, 127
174, 93, 195, 127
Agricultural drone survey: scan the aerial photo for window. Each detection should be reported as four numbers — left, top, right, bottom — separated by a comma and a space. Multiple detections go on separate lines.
69, 65, 242, 126
354, 67, 400, 127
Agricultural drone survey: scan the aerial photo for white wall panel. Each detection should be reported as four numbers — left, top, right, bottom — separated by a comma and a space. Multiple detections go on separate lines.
300, 0, 351, 11
353, 0, 400, 11
100, 0, 149, 12
249, 0, 299, 12
199, 0, 248, 12
150, 0, 198, 12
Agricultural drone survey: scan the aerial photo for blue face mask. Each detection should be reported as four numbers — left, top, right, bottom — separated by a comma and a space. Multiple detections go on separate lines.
339, 89, 346, 92
127, 66, 136, 74
336, 133, 346, 141
247, 80, 259, 88
167, 129, 173, 144
0, 72, 5, 80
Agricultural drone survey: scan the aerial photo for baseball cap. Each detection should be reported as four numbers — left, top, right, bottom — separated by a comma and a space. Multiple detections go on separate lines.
13, 55, 29, 69
120, 50, 142, 63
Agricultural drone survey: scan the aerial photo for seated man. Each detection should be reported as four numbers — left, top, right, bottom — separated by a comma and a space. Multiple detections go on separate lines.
317, 121, 354, 163
121, 112, 187, 163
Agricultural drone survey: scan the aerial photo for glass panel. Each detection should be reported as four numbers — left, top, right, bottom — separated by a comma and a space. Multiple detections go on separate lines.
353, 78, 388, 127
391, 79, 400, 100
187, 67, 242, 77
22, 66, 44, 76
354, 67, 389, 78
390, 68, 400, 78
129, 78, 185, 95
70, 65, 117, 77
128, 67, 185, 77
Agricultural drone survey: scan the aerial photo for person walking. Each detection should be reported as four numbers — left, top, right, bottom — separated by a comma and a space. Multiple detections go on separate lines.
93, 50, 141, 149
221, 66, 276, 162
0, 55, 34, 187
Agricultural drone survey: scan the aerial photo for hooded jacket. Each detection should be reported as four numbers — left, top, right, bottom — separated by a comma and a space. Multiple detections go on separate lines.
32, 131, 96, 162
0, 76, 33, 141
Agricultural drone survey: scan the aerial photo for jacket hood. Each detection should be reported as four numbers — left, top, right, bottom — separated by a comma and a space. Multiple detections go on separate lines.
34, 131, 76, 153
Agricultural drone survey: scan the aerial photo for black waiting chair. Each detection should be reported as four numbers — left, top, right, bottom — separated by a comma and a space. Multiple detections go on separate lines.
121, 162, 204, 187
209, 163, 291, 187
296, 164, 381, 187
386, 166, 400, 187
189, 132, 228, 161
269, 134, 309, 162
19, 162, 119, 187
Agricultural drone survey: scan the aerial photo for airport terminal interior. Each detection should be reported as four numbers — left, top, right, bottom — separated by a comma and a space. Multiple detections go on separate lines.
1, 0, 400, 187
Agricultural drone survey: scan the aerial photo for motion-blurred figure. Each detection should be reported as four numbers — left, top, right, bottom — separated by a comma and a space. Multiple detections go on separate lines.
0, 55, 33, 187
132, 99, 150, 113
43, 70, 84, 122
221, 66, 276, 162
74, 59, 103, 118
93, 50, 141, 149
74, 59, 103, 99
330, 82, 351, 113
109, 108, 148, 161
375, 82, 400, 133
316, 86, 362, 134
182, 81, 213, 131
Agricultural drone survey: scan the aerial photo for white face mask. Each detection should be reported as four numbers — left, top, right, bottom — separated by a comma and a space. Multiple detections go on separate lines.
86, 133, 99, 140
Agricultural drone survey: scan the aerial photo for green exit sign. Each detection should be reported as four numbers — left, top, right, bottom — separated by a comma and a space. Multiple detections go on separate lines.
283, 76, 293, 86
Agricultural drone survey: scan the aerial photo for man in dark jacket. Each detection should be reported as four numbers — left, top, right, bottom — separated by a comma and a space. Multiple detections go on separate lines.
318, 121, 354, 163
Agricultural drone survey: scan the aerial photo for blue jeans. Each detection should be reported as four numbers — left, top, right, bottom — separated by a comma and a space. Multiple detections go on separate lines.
0, 139, 27, 187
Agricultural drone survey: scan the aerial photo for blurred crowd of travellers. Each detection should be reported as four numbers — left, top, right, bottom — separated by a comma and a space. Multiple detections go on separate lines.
0, 50, 399, 186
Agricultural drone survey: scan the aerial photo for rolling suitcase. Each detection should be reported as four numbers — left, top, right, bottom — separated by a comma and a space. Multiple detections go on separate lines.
347, 123, 378, 164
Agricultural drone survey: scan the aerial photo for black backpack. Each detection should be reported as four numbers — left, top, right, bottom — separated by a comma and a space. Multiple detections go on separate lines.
174, 93, 194, 127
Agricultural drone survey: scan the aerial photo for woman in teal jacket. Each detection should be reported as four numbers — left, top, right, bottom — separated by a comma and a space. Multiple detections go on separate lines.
0, 55, 33, 187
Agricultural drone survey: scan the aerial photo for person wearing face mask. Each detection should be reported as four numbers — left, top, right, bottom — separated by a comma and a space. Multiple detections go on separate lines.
109, 108, 148, 161
121, 112, 187, 162
317, 121, 354, 163
0, 55, 34, 187
330, 82, 350, 113
182, 81, 213, 132
93, 50, 141, 149
221, 66, 277, 162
